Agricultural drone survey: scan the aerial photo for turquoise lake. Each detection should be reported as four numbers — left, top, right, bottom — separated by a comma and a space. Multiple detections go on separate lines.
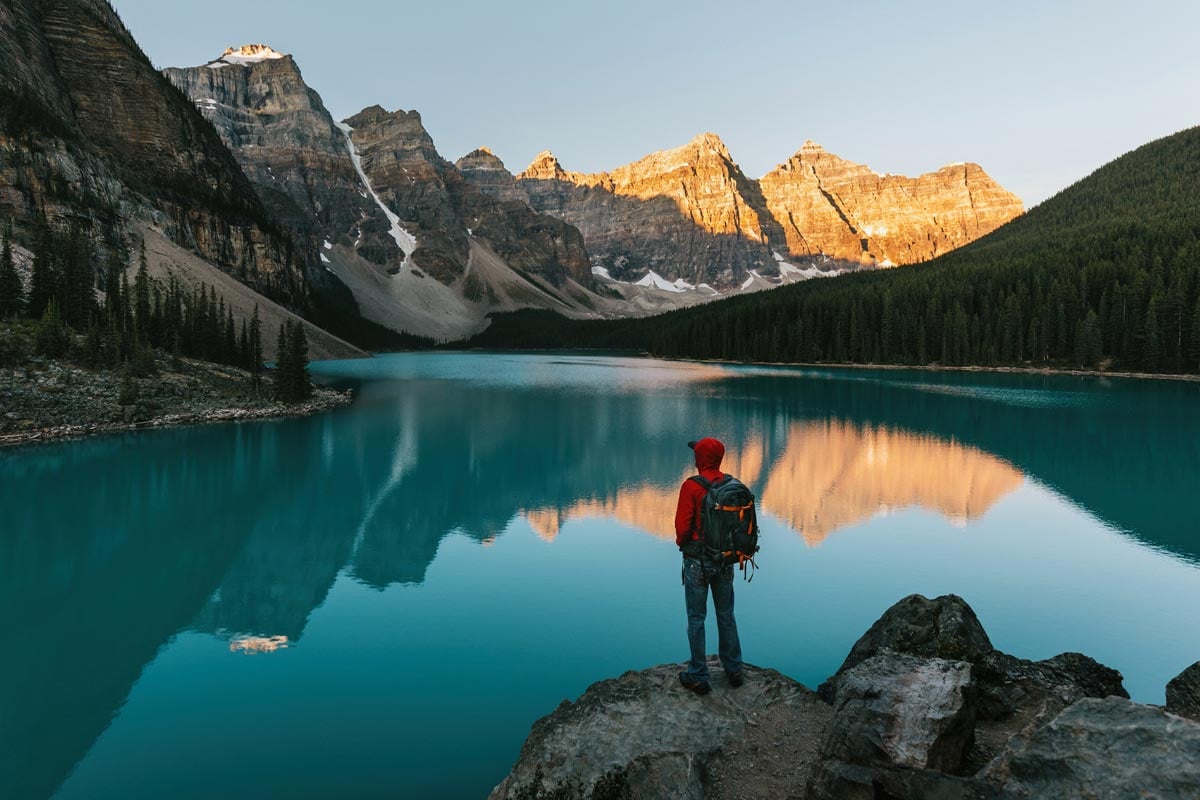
3, 352, 1200, 799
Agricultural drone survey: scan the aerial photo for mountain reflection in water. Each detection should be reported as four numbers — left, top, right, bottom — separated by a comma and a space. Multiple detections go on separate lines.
2, 353, 1198, 800
524, 422, 1023, 545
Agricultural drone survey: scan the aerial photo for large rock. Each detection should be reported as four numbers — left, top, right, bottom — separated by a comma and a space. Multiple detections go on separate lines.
819, 595, 1128, 773
821, 654, 976, 772
1166, 661, 1200, 721
809, 654, 979, 799
811, 761, 1012, 800
991, 697, 1200, 798
488, 659, 825, 800
822, 594, 993, 692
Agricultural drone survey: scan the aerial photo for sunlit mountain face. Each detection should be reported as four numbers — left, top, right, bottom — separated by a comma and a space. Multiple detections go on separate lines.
523, 422, 1023, 545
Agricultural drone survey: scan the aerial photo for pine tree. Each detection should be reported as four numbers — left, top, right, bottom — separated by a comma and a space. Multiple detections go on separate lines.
249, 305, 264, 390
1142, 295, 1162, 371
117, 366, 140, 406
273, 321, 291, 401
27, 224, 56, 319
119, 269, 132, 334
238, 318, 249, 369
134, 241, 151, 336
0, 225, 24, 318
35, 299, 68, 358
224, 307, 236, 365
290, 320, 312, 401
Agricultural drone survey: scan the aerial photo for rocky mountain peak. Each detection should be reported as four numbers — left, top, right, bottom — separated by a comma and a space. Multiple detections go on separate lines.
688, 131, 732, 158
211, 44, 289, 67
457, 147, 508, 171
519, 151, 568, 181
344, 104, 391, 128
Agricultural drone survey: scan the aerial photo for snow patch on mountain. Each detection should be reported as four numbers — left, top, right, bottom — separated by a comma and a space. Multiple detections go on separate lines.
634, 270, 690, 293
334, 120, 418, 263
212, 44, 287, 67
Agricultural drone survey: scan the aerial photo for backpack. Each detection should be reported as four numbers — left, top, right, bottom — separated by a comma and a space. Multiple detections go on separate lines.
690, 474, 760, 580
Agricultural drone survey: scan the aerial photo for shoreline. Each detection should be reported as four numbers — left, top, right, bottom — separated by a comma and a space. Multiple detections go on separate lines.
0, 388, 352, 450
652, 354, 1200, 383
446, 346, 1200, 383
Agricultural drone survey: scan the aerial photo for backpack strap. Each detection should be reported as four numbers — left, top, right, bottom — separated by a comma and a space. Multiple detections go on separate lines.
689, 475, 712, 491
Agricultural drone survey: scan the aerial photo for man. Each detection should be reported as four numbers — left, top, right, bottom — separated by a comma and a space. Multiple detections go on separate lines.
675, 437, 744, 694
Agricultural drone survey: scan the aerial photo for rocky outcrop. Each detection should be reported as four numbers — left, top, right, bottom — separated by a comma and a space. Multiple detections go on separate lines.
990, 697, 1200, 798
489, 659, 830, 800
818, 593, 1128, 772
341, 106, 591, 287
820, 654, 976, 772
455, 147, 528, 204
1166, 661, 1200, 721
0, 2, 311, 307
463, 137, 1023, 290
492, 594, 1189, 800
759, 142, 1024, 267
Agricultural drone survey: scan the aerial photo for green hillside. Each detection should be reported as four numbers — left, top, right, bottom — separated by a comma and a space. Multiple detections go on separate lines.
467, 126, 1200, 375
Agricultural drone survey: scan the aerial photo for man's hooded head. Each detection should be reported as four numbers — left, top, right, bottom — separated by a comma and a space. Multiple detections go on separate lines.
688, 437, 726, 472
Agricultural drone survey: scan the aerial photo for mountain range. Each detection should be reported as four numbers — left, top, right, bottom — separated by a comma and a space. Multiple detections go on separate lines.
0, 5, 1023, 345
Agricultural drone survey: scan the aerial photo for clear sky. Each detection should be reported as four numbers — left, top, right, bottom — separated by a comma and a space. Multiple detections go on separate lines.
113, 0, 1199, 206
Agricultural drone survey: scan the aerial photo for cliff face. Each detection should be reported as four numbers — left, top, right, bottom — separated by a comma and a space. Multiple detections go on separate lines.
759, 142, 1025, 266
162, 47, 380, 250
0, 3, 311, 306
165, 49, 595, 341
462, 136, 1024, 289
513, 134, 783, 286
341, 105, 592, 287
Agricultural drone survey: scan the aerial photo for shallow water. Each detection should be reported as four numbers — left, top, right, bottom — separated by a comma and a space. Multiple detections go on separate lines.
2, 353, 1198, 799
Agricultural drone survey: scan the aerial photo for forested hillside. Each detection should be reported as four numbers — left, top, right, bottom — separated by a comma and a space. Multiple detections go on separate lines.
469, 126, 1200, 375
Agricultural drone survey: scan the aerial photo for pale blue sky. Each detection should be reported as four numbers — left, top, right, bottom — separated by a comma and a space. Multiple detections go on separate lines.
115, 0, 1199, 205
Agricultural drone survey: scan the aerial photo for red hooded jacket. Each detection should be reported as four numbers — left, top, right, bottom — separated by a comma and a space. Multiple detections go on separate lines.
675, 437, 726, 548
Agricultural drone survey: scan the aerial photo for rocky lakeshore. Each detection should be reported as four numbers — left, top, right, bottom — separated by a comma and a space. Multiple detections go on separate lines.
0, 354, 351, 449
491, 595, 1200, 799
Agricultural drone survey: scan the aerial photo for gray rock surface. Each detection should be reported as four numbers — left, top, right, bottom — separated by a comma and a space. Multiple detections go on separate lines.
819, 594, 1128, 772
809, 760, 1012, 800
0, 1, 309, 307
821, 654, 976, 772
488, 659, 825, 800
1166, 661, 1200, 721
992, 697, 1200, 799
822, 594, 993, 692
492, 596, 1171, 800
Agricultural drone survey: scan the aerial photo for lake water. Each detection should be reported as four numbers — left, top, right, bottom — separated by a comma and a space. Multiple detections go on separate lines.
3, 352, 1199, 799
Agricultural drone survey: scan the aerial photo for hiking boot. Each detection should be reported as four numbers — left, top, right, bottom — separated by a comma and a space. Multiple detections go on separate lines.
678, 671, 712, 695
727, 670, 745, 688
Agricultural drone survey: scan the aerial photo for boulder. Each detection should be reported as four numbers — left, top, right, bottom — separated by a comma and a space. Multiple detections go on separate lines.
819, 594, 1128, 773
990, 697, 1200, 798
821, 594, 993, 697
488, 659, 824, 800
1166, 661, 1200, 721
810, 760, 1013, 800
809, 654, 978, 799
821, 654, 976, 772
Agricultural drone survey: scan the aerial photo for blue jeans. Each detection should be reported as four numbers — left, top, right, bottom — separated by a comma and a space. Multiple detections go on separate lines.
683, 557, 744, 683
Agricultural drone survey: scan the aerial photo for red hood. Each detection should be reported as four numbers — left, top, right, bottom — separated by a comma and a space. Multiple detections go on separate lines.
692, 437, 725, 472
